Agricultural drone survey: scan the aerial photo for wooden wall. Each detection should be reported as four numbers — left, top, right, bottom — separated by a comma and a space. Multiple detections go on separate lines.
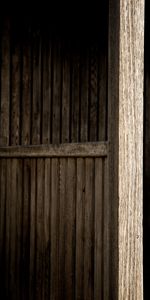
0, 4, 109, 300
0, 12, 108, 146
0, 156, 108, 299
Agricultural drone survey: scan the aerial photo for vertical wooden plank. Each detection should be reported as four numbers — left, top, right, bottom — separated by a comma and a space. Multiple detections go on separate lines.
42, 40, 51, 144
98, 52, 107, 141
118, 1, 144, 299
29, 159, 36, 300
50, 158, 59, 299
35, 159, 44, 300
21, 39, 31, 145
5, 159, 11, 299
0, 19, 10, 146
58, 158, 66, 299
10, 42, 20, 145
32, 32, 42, 144
21, 159, 30, 300
108, 0, 144, 298
80, 48, 89, 142
103, 158, 109, 300
75, 158, 85, 300
84, 158, 94, 300
42, 158, 50, 300
71, 51, 80, 142
52, 40, 61, 144
16, 159, 23, 300
89, 44, 98, 141
9, 159, 17, 299
65, 158, 76, 300
94, 158, 103, 300
0, 159, 6, 298
61, 43, 70, 143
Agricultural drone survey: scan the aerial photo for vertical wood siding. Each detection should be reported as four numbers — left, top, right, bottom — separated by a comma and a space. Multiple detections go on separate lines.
0, 157, 108, 300
0, 17, 108, 145
0, 6, 109, 300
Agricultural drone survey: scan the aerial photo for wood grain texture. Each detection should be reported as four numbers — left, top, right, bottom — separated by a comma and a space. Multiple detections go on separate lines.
0, 19, 10, 146
118, 1, 144, 299
108, 0, 144, 299
0, 142, 108, 158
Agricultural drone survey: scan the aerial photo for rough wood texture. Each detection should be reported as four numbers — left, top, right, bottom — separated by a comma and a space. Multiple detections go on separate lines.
0, 18, 108, 146
119, 1, 144, 299
0, 142, 108, 158
0, 156, 107, 299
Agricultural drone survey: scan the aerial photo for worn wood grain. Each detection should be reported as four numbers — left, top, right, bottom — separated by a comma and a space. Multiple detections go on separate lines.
16, 159, 23, 300
65, 158, 76, 299
42, 40, 51, 144
94, 158, 103, 300
118, 1, 144, 299
9, 159, 17, 300
36, 159, 44, 300
0, 19, 10, 146
108, 0, 144, 299
10, 43, 20, 145
32, 33, 42, 144
75, 158, 85, 300
58, 158, 66, 299
50, 158, 59, 299
0, 159, 6, 298
29, 159, 36, 300
52, 41, 61, 144
0, 142, 108, 158
21, 39, 31, 145
84, 158, 94, 300
42, 158, 51, 300
61, 43, 70, 143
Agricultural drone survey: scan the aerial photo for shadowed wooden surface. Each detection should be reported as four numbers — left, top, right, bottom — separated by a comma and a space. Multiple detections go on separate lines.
0, 157, 108, 299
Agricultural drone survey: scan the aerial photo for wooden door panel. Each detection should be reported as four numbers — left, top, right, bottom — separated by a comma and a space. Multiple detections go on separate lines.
0, 155, 108, 300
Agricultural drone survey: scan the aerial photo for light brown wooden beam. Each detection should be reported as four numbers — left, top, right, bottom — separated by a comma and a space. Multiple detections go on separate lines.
108, 0, 144, 299
0, 142, 108, 158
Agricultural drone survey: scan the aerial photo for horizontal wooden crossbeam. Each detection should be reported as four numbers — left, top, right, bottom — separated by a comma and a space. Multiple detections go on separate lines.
0, 142, 108, 158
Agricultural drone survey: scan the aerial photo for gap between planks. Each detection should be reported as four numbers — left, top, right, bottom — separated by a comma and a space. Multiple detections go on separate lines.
0, 142, 108, 158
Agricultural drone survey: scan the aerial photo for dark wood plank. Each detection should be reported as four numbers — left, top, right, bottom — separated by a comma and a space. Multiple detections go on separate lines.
58, 158, 66, 299
94, 158, 103, 300
0, 142, 108, 158
10, 43, 20, 145
71, 51, 80, 143
21, 39, 31, 145
21, 159, 30, 300
5, 159, 11, 298
52, 40, 61, 144
42, 40, 51, 144
80, 48, 89, 142
98, 52, 107, 141
89, 44, 98, 141
103, 158, 110, 299
84, 158, 94, 300
42, 158, 51, 300
32, 33, 42, 144
29, 159, 36, 300
65, 158, 76, 299
35, 159, 44, 300
16, 159, 23, 300
50, 158, 59, 299
61, 43, 70, 143
0, 19, 10, 146
9, 159, 17, 300
75, 158, 85, 300
0, 159, 6, 298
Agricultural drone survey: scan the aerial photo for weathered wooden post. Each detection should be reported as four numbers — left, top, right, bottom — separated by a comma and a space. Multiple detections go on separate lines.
109, 0, 144, 298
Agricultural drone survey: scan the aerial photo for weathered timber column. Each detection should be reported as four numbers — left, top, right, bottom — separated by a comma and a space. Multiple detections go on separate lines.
108, 0, 144, 299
